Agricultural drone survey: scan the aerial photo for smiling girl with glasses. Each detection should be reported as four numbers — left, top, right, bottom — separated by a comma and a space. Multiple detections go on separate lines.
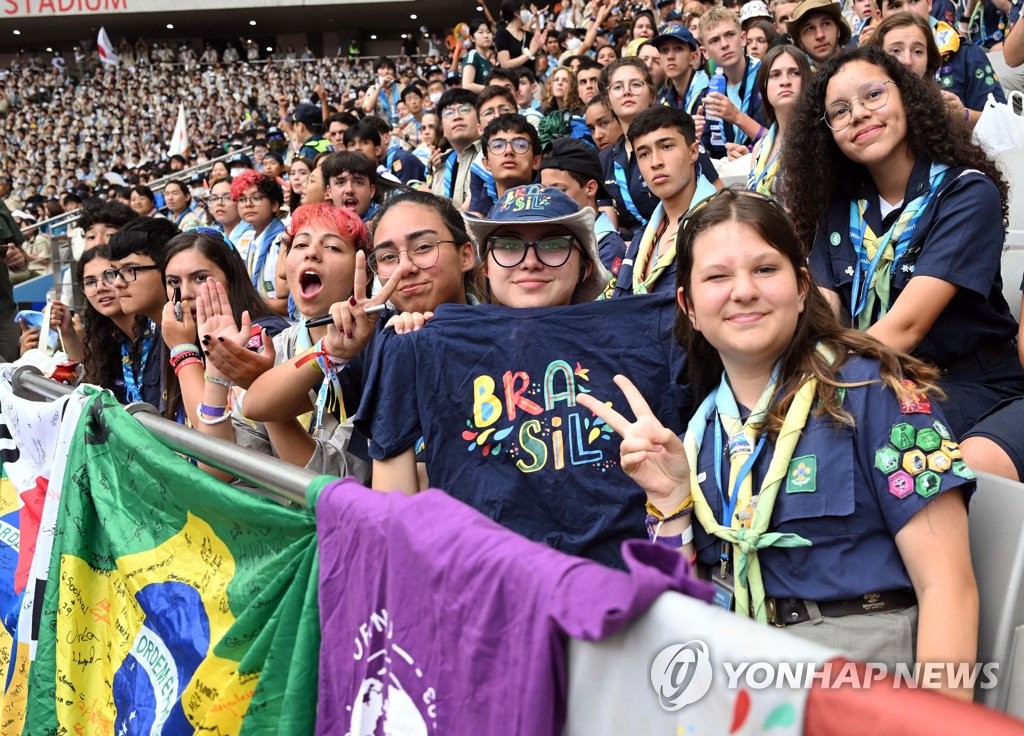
783, 45, 1024, 442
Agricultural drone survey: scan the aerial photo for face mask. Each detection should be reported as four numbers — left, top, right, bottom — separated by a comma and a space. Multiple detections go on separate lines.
566, 37, 583, 50
230, 167, 246, 177
520, 9, 533, 24
429, 91, 442, 104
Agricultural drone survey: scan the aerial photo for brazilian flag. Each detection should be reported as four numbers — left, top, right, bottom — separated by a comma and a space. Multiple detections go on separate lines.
25, 391, 322, 735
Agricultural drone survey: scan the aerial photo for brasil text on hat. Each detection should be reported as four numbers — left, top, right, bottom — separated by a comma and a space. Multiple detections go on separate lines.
540, 137, 613, 202
786, 0, 852, 45
463, 184, 610, 303
649, 22, 700, 51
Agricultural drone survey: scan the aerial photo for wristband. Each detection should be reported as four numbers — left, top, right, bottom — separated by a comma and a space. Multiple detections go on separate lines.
198, 402, 226, 418
648, 522, 694, 547
526, 50, 536, 60
754, 125, 766, 141
204, 372, 231, 387
171, 343, 200, 358
169, 351, 202, 369
173, 357, 202, 375
645, 494, 693, 521
196, 402, 232, 425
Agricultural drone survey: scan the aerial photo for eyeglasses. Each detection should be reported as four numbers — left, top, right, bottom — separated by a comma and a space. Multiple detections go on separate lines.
101, 264, 160, 285
480, 105, 516, 122
236, 195, 267, 205
441, 104, 475, 120
368, 239, 458, 276
80, 277, 103, 295
488, 234, 576, 268
609, 79, 648, 96
487, 137, 533, 155
822, 80, 893, 131
206, 195, 233, 204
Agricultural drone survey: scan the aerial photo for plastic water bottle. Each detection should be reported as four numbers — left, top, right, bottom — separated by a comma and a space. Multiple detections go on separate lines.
708, 68, 726, 148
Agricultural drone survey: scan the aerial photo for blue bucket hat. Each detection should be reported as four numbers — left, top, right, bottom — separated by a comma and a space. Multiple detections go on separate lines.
464, 184, 610, 303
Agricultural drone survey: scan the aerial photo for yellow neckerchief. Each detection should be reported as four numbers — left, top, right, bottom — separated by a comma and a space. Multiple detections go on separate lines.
631, 174, 718, 295
747, 123, 780, 196
684, 359, 825, 621
932, 18, 961, 57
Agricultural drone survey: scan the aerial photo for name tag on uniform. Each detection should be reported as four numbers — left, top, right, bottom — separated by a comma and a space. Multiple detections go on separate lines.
712, 567, 734, 611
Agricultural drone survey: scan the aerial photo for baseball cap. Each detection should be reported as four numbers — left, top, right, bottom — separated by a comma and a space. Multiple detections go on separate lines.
287, 102, 322, 129
739, 0, 773, 26
624, 37, 649, 57
464, 184, 610, 303
649, 22, 700, 51
540, 138, 613, 201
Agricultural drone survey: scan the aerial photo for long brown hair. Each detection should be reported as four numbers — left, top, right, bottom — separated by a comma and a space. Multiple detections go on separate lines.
674, 188, 941, 437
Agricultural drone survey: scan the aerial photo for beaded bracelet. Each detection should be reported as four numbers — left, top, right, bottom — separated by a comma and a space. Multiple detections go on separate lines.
169, 350, 202, 368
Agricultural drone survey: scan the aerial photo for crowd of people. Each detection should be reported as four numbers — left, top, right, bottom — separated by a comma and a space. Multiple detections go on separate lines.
4, 0, 1024, 705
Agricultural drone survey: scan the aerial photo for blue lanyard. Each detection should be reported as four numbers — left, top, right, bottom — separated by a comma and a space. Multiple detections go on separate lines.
443, 151, 457, 198
728, 59, 756, 143
379, 84, 400, 124
847, 164, 947, 319
121, 323, 154, 404
613, 156, 648, 226
712, 413, 767, 527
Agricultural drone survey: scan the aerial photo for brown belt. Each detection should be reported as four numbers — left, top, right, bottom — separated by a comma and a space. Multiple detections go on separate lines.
765, 589, 917, 627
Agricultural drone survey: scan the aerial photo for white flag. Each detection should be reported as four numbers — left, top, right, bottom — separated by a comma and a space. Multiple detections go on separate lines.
168, 103, 189, 158
96, 27, 119, 66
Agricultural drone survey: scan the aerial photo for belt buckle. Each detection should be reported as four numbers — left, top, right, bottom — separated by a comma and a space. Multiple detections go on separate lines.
765, 598, 779, 627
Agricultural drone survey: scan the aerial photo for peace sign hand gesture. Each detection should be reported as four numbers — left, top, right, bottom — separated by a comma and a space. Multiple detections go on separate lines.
576, 374, 691, 515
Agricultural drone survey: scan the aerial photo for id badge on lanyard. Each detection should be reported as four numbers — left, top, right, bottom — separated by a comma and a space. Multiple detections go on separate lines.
712, 542, 734, 610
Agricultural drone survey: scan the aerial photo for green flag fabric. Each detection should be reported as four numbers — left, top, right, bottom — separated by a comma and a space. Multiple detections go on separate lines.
25, 391, 321, 735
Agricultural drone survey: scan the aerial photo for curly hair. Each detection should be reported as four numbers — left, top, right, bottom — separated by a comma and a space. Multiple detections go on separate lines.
674, 188, 942, 439
541, 66, 585, 115
780, 45, 1008, 252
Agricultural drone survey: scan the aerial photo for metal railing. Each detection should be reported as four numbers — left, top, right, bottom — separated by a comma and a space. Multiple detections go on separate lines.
11, 366, 314, 507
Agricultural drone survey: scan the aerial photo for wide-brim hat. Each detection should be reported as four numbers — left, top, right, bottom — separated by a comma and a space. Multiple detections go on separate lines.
786, 0, 852, 46
464, 184, 610, 303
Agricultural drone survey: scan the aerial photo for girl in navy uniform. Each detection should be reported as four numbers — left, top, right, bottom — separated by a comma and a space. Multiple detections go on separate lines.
783, 46, 1024, 437
579, 189, 978, 699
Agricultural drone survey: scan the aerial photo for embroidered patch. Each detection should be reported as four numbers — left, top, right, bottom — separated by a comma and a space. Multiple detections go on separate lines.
785, 455, 816, 493
927, 451, 952, 472
942, 76, 953, 88
915, 427, 942, 452
932, 420, 951, 440
875, 445, 900, 474
888, 470, 915, 498
902, 448, 928, 475
975, 67, 985, 79
890, 422, 916, 451
844, 265, 855, 276
830, 232, 841, 246
915, 471, 942, 498
898, 381, 931, 414
951, 459, 976, 480
940, 439, 962, 459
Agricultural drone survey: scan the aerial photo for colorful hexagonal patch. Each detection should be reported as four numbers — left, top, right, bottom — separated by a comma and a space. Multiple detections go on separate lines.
940, 439, 962, 459
888, 470, 915, 498
890, 422, 916, 450
915, 427, 942, 453
951, 459, 976, 481
915, 471, 942, 498
927, 450, 952, 473
901, 448, 928, 475
875, 445, 900, 474
932, 421, 951, 440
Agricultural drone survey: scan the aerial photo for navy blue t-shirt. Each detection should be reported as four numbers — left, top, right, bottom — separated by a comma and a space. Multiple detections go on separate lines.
692, 355, 975, 601
355, 294, 691, 568
938, 39, 1005, 110
809, 159, 1018, 369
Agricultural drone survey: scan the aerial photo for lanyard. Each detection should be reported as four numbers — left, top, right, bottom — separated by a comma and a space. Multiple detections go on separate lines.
613, 151, 648, 227
727, 58, 755, 143
847, 164, 947, 320
121, 322, 154, 404
713, 415, 767, 527
378, 83, 400, 124
747, 123, 779, 195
